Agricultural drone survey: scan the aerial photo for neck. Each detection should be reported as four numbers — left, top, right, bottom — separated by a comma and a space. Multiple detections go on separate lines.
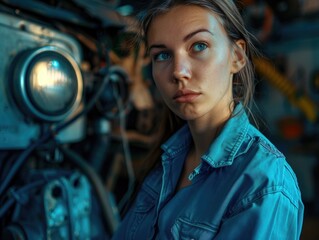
187, 104, 233, 160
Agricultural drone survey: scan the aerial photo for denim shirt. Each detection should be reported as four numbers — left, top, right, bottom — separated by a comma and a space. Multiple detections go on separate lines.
112, 104, 304, 240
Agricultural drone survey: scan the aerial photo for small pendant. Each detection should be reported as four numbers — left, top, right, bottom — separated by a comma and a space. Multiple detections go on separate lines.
188, 164, 202, 181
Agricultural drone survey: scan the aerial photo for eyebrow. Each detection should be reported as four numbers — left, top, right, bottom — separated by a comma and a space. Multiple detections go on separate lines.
184, 28, 214, 41
148, 28, 213, 52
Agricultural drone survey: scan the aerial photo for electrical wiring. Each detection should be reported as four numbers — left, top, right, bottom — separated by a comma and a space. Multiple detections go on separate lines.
0, 179, 46, 218
113, 82, 136, 212
0, 54, 111, 198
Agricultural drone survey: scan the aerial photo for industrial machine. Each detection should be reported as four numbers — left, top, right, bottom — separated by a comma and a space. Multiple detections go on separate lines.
0, 0, 132, 239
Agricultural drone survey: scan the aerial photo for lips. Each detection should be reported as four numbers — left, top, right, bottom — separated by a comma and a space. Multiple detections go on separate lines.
173, 89, 201, 103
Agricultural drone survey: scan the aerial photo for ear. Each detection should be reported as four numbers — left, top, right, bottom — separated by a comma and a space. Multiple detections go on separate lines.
231, 39, 246, 74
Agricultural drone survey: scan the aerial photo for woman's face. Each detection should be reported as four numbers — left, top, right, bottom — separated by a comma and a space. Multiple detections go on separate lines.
147, 5, 245, 123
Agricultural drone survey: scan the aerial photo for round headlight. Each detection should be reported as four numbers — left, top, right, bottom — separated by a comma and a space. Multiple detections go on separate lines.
12, 46, 83, 122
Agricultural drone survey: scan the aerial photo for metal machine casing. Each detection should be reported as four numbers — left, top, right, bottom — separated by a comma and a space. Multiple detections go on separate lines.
0, 12, 85, 149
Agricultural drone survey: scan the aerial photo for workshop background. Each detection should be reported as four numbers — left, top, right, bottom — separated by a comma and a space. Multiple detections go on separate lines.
0, 0, 318, 239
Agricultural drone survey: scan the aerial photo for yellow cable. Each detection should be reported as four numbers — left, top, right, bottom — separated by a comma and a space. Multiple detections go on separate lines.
253, 57, 317, 122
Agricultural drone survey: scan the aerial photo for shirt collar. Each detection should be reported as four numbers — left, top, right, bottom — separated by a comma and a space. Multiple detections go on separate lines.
161, 124, 192, 157
161, 103, 250, 168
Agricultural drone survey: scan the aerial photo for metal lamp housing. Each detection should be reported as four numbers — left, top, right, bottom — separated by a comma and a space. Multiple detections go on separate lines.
12, 46, 83, 122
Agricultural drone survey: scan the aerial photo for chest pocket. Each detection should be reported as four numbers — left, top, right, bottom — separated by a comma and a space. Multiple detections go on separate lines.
171, 218, 218, 240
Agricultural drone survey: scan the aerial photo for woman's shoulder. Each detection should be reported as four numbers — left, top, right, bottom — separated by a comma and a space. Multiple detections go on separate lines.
245, 123, 284, 158
233, 123, 302, 207
240, 123, 296, 182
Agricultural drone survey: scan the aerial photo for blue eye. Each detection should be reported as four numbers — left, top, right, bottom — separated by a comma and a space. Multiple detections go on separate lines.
193, 43, 207, 52
154, 52, 171, 62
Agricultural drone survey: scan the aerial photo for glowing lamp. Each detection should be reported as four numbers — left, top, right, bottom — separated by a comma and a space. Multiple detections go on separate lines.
12, 46, 83, 122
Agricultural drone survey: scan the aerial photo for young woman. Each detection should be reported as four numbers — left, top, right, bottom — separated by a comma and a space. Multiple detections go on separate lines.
112, 0, 304, 239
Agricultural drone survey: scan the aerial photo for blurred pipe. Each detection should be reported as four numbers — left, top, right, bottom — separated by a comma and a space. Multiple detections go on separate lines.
253, 57, 318, 122
58, 145, 119, 235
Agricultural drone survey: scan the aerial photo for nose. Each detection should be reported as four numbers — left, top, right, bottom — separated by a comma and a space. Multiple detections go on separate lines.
172, 56, 191, 83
